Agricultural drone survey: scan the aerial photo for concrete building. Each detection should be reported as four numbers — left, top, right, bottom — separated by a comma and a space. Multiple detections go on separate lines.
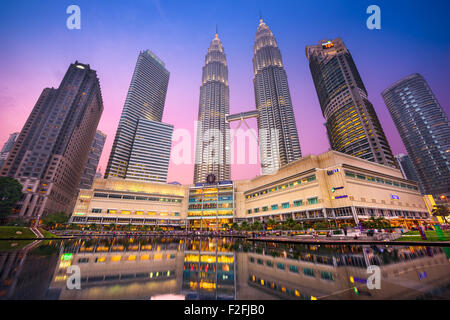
70, 178, 187, 227
253, 19, 302, 174
193, 32, 231, 183
71, 151, 431, 229
382, 73, 450, 199
0, 132, 19, 169
1, 62, 103, 219
79, 130, 106, 190
306, 38, 396, 167
105, 50, 170, 180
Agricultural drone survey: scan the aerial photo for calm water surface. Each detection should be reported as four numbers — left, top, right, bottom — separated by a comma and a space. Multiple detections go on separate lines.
0, 237, 449, 300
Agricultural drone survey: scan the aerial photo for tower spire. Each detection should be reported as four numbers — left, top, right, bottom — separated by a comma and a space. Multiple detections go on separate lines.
259, 10, 263, 23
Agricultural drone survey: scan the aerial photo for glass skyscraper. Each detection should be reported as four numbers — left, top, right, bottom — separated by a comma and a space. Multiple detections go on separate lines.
193, 33, 231, 184
126, 118, 173, 182
0, 132, 19, 169
0, 61, 104, 218
382, 73, 450, 198
253, 19, 301, 175
105, 50, 170, 180
306, 38, 396, 167
79, 130, 106, 189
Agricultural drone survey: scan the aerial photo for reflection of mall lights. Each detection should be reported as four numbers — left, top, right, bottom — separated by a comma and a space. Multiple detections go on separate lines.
151, 294, 185, 300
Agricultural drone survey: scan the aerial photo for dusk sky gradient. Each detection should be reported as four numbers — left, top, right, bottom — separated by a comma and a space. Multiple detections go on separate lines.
1, 0, 449, 184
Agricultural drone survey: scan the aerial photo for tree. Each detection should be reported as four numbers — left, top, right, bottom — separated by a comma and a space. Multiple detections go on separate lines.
432, 205, 449, 223
0, 177, 23, 224
266, 219, 277, 230
251, 221, 263, 231
231, 222, 239, 230
41, 212, 69, 228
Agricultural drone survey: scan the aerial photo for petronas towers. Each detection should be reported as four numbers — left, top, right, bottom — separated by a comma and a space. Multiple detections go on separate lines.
193, 19, 301, 183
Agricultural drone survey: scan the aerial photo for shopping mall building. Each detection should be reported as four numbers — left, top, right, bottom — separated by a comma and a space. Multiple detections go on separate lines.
70, 151, 432, 229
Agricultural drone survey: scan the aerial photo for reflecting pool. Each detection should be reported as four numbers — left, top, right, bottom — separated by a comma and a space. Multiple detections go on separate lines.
1, 237, 449, 300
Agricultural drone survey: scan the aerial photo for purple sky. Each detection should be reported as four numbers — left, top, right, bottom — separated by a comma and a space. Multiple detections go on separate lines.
0, 0, 449, 184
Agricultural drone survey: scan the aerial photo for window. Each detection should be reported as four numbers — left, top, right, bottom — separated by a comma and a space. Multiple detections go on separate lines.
93, 193, 108, 198
304, 268, 315, 277
247, 209, 252, 214
109, 194, 122, 199
376, 178, 384, 184
294, 200, 303, 207
257, 259, 263, 265
91, 208, 102, 213
307, 197, 318, 205
282, 202, 290, 209
271, 204, 279, 211
289, 265, 299, 273
277, 263, 285, 270
345, 171, 355, 178
254, 208, 260, 213
266, 260, 273, 267
357, 174, 366, 180
306, 175, 316, 182
107, 209, 116, 214
262, 206, 268, 212
321, 271, 334, 281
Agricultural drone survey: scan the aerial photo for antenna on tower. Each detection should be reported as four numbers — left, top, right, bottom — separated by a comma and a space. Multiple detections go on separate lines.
216, 24, 218, 35
259, 10, 263, 22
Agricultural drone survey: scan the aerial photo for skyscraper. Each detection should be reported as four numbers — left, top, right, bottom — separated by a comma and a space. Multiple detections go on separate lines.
79, 130, 106, 189
382, 73, 450, 198
306, 38, 396, 167
253, 19, 302, 175
0, 132, 19, 169
105, 50, 170, 179
394, 153, 423, 192
193, 32, 231, 183
0, 61, 103, 218
126, 118, 173, 182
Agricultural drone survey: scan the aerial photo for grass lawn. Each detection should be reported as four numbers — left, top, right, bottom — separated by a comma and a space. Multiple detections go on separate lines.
0, 240, 34, 251
38, 228, 58, 238
396, 230, 450, 242
0, 226, 37, 239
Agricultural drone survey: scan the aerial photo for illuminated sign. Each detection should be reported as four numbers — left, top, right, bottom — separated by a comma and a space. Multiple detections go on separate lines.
61, 253, 73, 261
391, 194, 400, 200
331, 186, 344, 193
327, 168, 339, 175
322, 41, 334, 49
332, 195, 348, 199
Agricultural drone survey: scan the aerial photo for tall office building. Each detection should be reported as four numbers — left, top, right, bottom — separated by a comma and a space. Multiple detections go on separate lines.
382, 73, 450, 198
0, 132, 19, 169
79, 130, 106, 189
394, 153, 423, 192
105, 50, 170, 179
193, 32, 231, 183
1, 61, 103, 218
253, 19, 302, 175
306, 38, 396, 167
126, 118, 173, 182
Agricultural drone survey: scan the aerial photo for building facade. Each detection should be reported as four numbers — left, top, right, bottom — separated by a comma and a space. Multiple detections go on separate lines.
0, 132, 19, 169
306, 38, 396, 167
79, 130, 106, 189
253, 19, 302, 175
1, 61, 103, 219
73, 151, 431, 229
105, 50, 170, 179
187, 180, 234, 230
193, 33, 231, 184
126, 119, 173, 183
70, 178, 187, 227
382, 73, 450, 199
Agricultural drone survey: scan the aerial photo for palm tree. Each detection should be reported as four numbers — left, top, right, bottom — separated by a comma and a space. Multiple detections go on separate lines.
266, 219, 277, 230
432, 205, 449, 223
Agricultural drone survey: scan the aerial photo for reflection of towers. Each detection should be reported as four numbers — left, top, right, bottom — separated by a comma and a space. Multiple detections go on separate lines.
306, 38, 396, 167
194, 32, 231, 183
182, 238, 236, 299
253, 19, 302, 174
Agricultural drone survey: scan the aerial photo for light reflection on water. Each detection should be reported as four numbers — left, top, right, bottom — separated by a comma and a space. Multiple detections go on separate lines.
0, 237, 449, 300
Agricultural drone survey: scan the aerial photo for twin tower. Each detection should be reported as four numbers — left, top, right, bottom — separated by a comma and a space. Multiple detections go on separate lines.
193, 19, 302, 183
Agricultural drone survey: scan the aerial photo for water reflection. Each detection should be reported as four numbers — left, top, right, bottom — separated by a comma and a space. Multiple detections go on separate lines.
0, 237, 449, 300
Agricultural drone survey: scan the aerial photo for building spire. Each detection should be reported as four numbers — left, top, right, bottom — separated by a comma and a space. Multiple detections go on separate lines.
259, 10, 263, 23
